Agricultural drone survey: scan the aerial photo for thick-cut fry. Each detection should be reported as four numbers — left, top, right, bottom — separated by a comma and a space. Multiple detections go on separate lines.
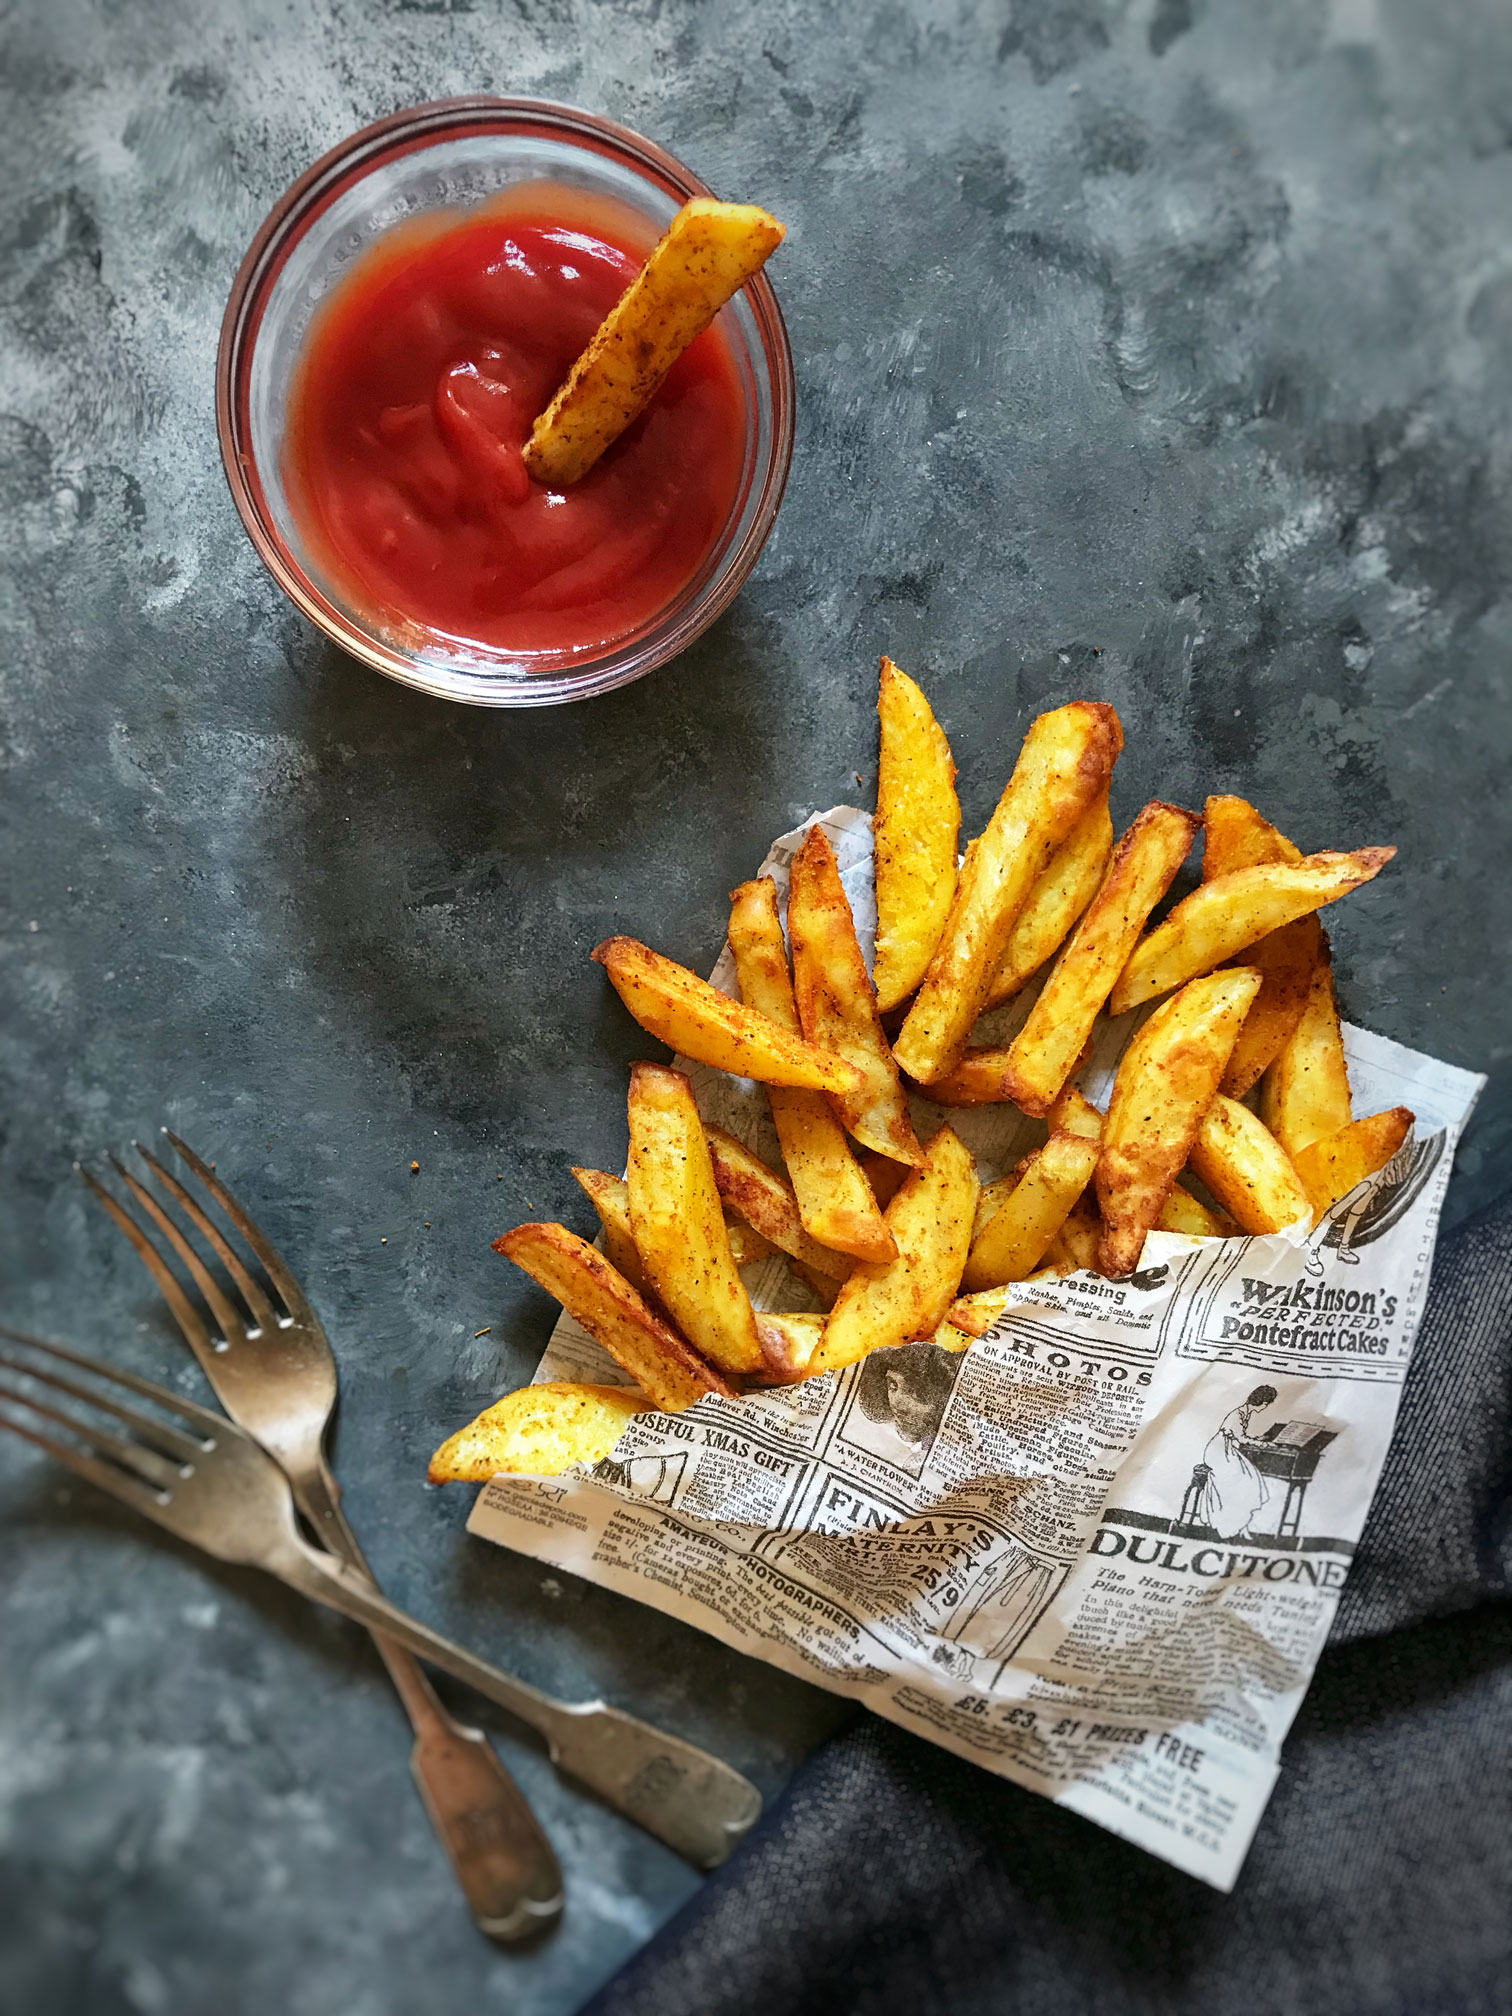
727, 878, 896, 1262
593, 936, 865, 1096
984, 790, 1114, 1008
948, 1284, 1025, 1337
1044, 1086, 1233, 1238
962, 1134, 1101, 1290
572, 1165, 654, 1294
725, 1217, 775, 1269
1259, 947, 1354, 1156
627, 1064, 763, 1375
1157, 1185, 1233, 1240
1043, 1195, 1102, 1274
813, 1127, 979, 1373
920, 1047, 1019, 1106
1293, 1108, 1414, 1218
894, 702, 1124, 1084
860, 1152, 909, 1211
428, 1382, 647, 1483
999, 802, 1200, 1116
752, 1312, 825, 1382
495, 1223, 732, 1410
1047, 1085, 1103, 1139
788, 825, 923, 1164
1096, 969, 1262, 1277
873, 658, 960, 1012
523, 199, 785, 487
1188, 1095, 1313, 1236
1108, 849, 1394, 1014
703, 1124, 851, 1279
1202, 794, 1321, 1097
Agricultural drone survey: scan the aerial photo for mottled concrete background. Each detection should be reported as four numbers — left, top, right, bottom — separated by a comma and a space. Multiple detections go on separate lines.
2, 0, 1509, 2010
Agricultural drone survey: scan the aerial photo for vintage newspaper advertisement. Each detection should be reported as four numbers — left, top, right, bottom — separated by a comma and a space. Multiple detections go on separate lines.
468, 809, 1484, 1890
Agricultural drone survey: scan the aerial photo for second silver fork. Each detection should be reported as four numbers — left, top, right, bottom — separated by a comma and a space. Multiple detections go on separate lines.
85, 1133, 564, 1942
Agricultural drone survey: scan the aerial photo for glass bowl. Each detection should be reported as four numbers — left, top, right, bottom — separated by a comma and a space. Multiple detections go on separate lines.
217, 98, 794, 707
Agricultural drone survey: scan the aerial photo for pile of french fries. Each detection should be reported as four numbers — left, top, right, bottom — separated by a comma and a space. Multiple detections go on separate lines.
430, 665, 1412, 1483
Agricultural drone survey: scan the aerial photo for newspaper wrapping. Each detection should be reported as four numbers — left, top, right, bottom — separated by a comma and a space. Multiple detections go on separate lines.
468, 808, 1484, 1889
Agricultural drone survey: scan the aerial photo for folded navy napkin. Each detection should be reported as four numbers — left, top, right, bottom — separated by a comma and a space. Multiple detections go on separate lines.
587, 1192, 1512, 2016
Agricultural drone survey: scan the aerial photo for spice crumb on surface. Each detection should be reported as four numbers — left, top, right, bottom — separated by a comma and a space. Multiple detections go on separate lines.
474, 1326, 492, 1337
410, 1160, 420, 1173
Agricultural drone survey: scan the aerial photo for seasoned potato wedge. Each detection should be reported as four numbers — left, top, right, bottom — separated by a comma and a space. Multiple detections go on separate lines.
894, 702, 1124, 1084
1157, 1184, 1234, 1240
789, 824, 923, 1164
524, 199, 784, 486
1188, 1094, 1313, 1236
572, 1164, 655, 1295
962, 1132, 1101, 1290
593, 936, 864, 1096
727, 877, 896, 1262
1043, 1195, 1103, 1274
1043, 1087, 1232, 1238
495, 1223, 732, 1410
860, 1151, 909, 1211
1000, 802, 1200, 1116
814, 1126, 979, 1373
1293, 1107, 1414, 1218
627, 1064, 763, 1374
428, 1381, 647, 1483
1201, 795, 1304, 874
873, 658, 961, 1013
1096, 969, 1262, 1277
703, 1124, 852, 1279
1108, 848, 1394, 1014
947, 1285, 1020, 1338
1202, 795, 1320, 1097
752, 1311, 826, 1382
1259, 946, 1354, 1156
984, 789, 1113, 1008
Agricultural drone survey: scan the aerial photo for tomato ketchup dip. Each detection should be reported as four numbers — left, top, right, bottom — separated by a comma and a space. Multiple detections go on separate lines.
281, 188, 745, 658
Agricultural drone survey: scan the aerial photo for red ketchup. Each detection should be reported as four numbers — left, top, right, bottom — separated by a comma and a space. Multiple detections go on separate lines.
282, 196, 745, 657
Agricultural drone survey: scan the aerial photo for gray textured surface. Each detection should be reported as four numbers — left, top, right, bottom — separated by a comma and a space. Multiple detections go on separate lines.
2, 0, 1510, 2011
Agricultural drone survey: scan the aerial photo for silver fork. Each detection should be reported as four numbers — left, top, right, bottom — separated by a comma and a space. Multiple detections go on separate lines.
81, 1135, 563, 1943
0, 1321, 763, 1872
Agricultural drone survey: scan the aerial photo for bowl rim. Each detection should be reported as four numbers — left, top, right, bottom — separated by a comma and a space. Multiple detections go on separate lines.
215, 95, 794, 708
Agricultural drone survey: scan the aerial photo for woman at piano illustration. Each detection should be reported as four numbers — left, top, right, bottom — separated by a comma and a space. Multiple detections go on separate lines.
1195, 1384, 1279, 1539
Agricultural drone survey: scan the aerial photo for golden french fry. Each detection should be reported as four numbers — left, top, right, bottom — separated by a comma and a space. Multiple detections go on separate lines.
1157, 1185, 1234, 1240
428, 1381, 647, 1483
873, 657, 961, 1013
495, 1223, 732, 1410
1096, 969, 1262, 1277
727, 877, 896, 1262
725, 1216, 776, 1269
962, 1133, 1101, 1290
999, 801, 1200, 1116
1293, 1107, 1414, 1218
592, 936, 865, 1096
523, 199, 784, 486
751, 1312, 825, 1382
1188, 1094, 1312, 1235
984, 790, 1114, 1008
859, 1151, 909, 1211
894, 702, 1124, 1084
1044, 1088, 1232, 1238
947, 1285, 1019, 1337
789, 824, 923, 1164
1201, 795, 1320, 1097
703, 1124, 852, 1279
919, 1047, 1019, 1106
1047, 1085, 1103, 1139
813, 1126, 979, 1373
1201, 795, 1304, 874
1259, 945, 1354, 1156
572, 1165, 655, 1294
1107, 848, 1394, 1015
627, 1063, 763, 1375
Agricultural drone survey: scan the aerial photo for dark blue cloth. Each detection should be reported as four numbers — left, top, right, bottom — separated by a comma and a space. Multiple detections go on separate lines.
587, 1194, 1512, 2016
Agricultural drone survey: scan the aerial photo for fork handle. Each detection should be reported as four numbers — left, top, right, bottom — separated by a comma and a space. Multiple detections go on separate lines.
291, 1460, 563, 1940
275, 1535, 762, 1870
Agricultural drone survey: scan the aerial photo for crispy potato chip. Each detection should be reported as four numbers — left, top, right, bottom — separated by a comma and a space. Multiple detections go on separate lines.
1293, 1107, 1414, 1218
1107, 848, 1393, 1015
894, 702, 1124, 1084
962, 1132, 1101, 1290
1202, 795, 1321, 1097
627, 1064, 763, 1375
1259, 945, 1354, 1156
495, 1223, 731, 1410
984, 789, 1113, 1009
873, 658, 961, 1013
789, 824, 923, 1164
1096, 969, 1262, 1277
593, 936, 864, 1096
428, 1382, 646, 1483
813, 1126, 979, 1373
997, 801, 1200, 1116
703, 1124, 852, 1279
1188, 1094, 1312, 1236
523, 199, 784, 486
727, 877, 896, 1262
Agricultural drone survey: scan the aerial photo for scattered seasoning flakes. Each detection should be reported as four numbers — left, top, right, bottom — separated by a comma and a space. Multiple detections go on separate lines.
381, 1237, 388, 1245
410, 1160, 420, 1173
474, 1326, 492, 1337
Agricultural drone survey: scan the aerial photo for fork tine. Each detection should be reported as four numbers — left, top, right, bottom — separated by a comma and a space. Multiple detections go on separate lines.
0, 1323, 225, 1435
0, 1374, 184, 1490
0, 1347, 206, 1465
162, 1132, 309, 1318
132, 1142, 278, 1332
0, 1406, 171, 1521
80, 1165, 224, 1380
108, 1153, 254, 1347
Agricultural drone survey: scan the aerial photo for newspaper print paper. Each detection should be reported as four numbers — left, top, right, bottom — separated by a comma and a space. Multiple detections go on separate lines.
468, 808, 1484, 1890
